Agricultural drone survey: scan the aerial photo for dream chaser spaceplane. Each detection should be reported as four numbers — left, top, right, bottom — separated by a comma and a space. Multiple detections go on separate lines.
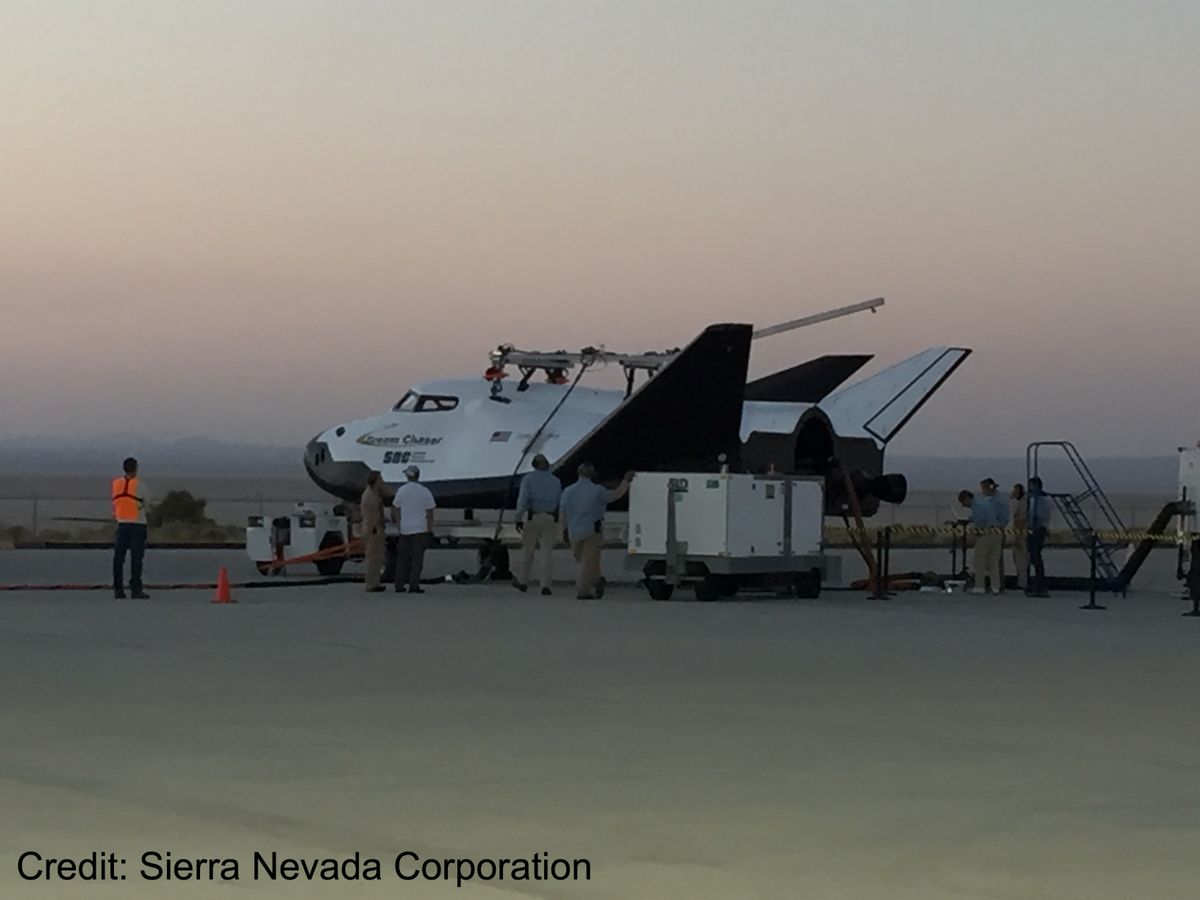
304, 300, 970, 517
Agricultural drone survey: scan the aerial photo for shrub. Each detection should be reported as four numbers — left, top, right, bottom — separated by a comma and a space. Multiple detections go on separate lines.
148, 490, 215, 528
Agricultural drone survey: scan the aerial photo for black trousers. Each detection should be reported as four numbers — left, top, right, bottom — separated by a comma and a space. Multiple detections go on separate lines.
113, 522, 148, 594
1027, 526, 1048, 593
395, 532, 431, 589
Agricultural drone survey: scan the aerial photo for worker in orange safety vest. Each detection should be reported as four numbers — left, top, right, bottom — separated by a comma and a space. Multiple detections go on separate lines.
112, 457, 150, 598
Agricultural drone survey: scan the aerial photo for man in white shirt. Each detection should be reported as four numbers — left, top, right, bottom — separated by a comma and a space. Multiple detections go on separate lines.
391, 465, 437, 594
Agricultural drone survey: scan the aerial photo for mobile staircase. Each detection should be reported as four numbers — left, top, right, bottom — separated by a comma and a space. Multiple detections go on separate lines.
1026, 441, 1128, 592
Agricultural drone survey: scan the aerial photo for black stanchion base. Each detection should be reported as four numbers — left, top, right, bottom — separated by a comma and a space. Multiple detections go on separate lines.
1182, 610, 1200, 617
1079, 602, 1107, 610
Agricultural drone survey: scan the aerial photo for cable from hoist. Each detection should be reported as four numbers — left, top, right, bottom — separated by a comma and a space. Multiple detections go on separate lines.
491, 358, 594, 542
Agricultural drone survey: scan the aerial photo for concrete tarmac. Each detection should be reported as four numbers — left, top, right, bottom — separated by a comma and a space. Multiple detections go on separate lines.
2, 578, 1200, 899
0, 547, 644, 588
1, 542, 1184, 592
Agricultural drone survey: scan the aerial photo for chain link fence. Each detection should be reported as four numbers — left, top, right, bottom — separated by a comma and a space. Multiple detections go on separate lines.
1, 491, 1175, 539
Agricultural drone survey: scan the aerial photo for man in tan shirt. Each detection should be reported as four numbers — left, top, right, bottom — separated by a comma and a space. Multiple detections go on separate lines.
360, 471, 386, 592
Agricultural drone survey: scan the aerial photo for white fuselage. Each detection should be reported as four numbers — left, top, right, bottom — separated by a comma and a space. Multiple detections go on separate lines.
303, 345, 971, 507
313, 378, 813, 485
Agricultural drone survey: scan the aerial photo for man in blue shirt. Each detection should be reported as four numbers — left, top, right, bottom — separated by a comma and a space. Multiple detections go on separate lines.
971, 478, 1009, 594
558, 463, 634, 599
512, 454, 562, 595
986, 479, 1011, 530
1026, 477, 1053, 597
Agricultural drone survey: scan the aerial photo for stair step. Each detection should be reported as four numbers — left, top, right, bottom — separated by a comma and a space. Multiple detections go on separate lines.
1029, 441, 1130, 592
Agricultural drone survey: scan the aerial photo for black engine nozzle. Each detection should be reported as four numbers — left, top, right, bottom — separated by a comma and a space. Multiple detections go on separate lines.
862, 473, 908, 505
823, 470, 908, 517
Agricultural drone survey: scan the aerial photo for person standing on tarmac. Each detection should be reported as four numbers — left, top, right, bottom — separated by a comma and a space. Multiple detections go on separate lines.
392, 465, 436, 594
1026, 476, 1053, 597
112, 456, 150, 599
360, 471, 387, 593
986, 477, 1011, 589
558, 463, 634, 600
512, 454, 562, 596
1010, 483, 1029, 591
970, 478, 1008, 594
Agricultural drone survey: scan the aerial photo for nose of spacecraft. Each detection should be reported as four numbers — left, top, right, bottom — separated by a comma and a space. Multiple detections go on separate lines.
304, 434, 330, 481
304, 430, 368, 502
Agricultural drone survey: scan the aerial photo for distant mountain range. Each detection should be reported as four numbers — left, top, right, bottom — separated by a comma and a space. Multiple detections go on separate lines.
0, 435, 300, 477
0, 436, 1181, 494
889, 455, 1178, 496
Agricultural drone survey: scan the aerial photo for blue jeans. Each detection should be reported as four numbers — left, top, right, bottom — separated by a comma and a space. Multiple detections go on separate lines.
113, 523, 148, 594
394, 532, 430, 589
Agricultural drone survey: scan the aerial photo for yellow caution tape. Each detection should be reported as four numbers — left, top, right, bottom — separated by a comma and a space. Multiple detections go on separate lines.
825, 524, 1200, 545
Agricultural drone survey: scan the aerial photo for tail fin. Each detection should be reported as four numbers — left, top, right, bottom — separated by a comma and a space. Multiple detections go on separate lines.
820, 347, 971, 445
745, 354, 873, 403
553, 323, 752, 480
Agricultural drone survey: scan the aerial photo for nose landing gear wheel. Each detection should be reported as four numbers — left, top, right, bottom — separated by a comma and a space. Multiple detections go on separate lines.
315, 533, 347, 576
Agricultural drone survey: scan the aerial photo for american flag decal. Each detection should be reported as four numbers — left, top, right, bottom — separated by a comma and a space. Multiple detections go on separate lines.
490, 431, 512, 442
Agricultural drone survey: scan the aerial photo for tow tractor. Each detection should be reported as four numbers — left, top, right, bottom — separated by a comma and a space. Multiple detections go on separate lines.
246, 501, 632, 579
246, 503, 353, 576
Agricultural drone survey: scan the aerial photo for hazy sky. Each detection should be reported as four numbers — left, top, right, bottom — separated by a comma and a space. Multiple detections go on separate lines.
3, 0, 1197, 457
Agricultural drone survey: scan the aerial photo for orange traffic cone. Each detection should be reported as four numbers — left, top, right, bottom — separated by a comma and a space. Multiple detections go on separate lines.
212, 566, 235, 604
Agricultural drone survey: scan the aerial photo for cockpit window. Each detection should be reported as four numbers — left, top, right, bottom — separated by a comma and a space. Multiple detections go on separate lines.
415, 395, 459, 412
393, 391, 458, 412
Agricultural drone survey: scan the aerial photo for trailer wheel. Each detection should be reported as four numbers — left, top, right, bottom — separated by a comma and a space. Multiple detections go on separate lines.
794, 569, 821, 599
717, 575, 739, 598
693, 577, 721, 602
315, 557, 345, 576
315, 532, 346, 576
646, 580, 675, 601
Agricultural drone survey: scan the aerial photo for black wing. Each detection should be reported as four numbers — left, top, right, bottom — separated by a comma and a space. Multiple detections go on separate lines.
745, 354, 873, 403
553, 323, 752, 482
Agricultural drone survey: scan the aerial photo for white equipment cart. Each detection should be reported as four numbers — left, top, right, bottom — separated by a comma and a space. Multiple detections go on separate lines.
627, 472, 834, 601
